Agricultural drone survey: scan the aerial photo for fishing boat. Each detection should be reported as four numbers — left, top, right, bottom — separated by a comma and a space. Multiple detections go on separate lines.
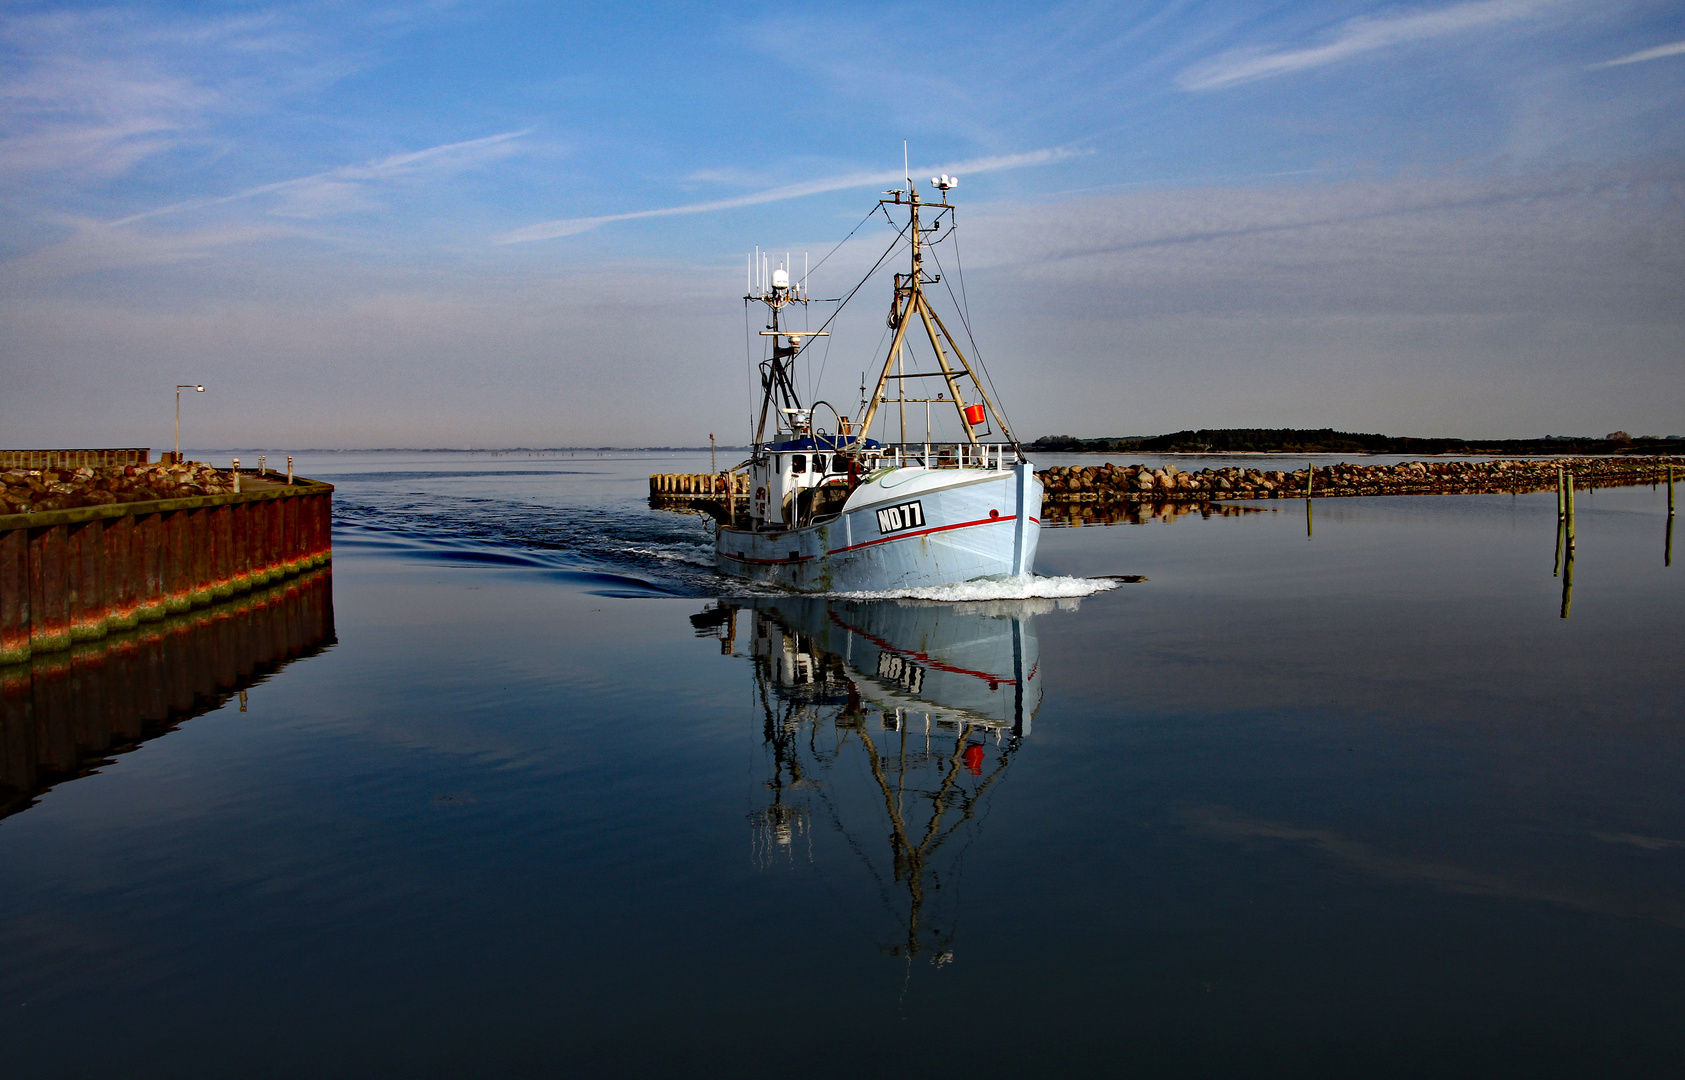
715, 173, 1042, 592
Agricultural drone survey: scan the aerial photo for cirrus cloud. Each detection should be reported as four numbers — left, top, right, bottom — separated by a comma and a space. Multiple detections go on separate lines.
1589, 39, 1685, 69
1177, 0, 1557, 91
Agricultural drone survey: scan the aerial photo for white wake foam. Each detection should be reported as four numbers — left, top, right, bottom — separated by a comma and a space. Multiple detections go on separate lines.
617, 544, 717, 568
827, 574, 1121, 603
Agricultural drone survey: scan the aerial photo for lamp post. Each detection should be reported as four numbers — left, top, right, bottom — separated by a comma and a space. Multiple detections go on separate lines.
175, 384, 204, 463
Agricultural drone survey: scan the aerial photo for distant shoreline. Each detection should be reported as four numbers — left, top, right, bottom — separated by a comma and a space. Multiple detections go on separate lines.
1030, 428, 1685, 457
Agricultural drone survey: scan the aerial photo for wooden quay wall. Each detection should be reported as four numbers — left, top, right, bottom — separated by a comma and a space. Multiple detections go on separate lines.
0, 448, 151, 470
649, 472, 750, 499
0, 479, 333, 666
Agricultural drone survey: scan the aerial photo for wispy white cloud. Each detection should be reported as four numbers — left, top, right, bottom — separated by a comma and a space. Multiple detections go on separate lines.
1177, 0, 1554, 91
0, 131, 532, 283
1589, 39, 1685, 69
493, 148, 1080, 244
0, 8, 328, 180
0, 218, 307, 285
112, 129, 533, 224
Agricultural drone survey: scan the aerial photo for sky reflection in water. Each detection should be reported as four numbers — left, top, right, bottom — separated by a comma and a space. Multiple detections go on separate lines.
0, 451, 1681, 1078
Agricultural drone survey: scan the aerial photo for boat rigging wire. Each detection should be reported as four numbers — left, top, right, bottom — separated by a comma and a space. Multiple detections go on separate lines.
805, 218, 912, 394
745, 195, 1000, 444
924, 221, 1015, 440
800, 206, 880, 292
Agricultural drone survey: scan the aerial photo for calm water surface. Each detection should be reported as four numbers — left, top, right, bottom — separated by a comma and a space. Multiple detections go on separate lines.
1, 450, 1681, 1078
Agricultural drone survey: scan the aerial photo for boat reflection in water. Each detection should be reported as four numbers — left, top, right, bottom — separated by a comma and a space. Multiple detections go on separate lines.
0, 567, 335, 823
694, 594, 1060, 967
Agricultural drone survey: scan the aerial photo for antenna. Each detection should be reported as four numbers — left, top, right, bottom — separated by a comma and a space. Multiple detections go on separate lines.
903, 141, 910, 190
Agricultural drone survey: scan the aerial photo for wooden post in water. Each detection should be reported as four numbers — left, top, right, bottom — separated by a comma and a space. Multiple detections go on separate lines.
1556, 467, 1565, 520
1305, 463, 1313, 538
1669, 464, 1675, 517
1565, 473, 1576, 551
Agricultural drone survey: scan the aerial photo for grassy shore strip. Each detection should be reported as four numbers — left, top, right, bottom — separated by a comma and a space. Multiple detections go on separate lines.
1040, 457, 1676, 502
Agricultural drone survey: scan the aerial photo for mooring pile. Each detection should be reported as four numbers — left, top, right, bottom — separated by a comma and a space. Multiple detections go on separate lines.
1039, 456, 1677, 503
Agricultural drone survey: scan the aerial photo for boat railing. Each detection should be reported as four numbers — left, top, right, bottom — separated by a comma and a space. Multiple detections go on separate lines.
873, 443, 1022, 470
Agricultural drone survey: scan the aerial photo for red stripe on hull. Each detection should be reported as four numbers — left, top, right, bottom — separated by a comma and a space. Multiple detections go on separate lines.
827, 513, 1017, 555
717, 551, 815, 565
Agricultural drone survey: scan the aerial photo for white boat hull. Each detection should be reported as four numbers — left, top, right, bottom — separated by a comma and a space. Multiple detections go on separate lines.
716, 462, 1042, 592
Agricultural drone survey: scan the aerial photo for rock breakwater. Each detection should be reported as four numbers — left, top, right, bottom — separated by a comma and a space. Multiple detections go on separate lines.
1039, 456, 1675, 503
1046, 501, 1268, 528
0, 461, 244, 515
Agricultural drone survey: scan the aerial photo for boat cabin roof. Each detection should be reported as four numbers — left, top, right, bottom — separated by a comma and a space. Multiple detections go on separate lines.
768, 436, 881, 452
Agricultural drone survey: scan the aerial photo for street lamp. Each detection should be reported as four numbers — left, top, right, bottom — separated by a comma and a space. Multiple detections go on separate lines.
175, 384, 204, 462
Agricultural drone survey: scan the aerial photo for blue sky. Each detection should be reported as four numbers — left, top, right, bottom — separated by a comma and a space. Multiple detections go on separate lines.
2, 0, 1682, 448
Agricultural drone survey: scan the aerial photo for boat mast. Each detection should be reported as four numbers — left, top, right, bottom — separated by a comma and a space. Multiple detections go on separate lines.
749, 264, 826, 448
855, 177, 1015, 449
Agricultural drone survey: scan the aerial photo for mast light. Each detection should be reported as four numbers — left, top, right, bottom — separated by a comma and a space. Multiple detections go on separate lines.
931, 174, 958, 191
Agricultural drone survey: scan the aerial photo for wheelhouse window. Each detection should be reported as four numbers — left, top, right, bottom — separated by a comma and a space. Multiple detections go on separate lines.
790, 454, 807, 474
812, 455, 828, 474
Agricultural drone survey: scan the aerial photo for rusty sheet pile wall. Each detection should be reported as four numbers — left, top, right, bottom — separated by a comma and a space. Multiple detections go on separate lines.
1, 481, 333, 665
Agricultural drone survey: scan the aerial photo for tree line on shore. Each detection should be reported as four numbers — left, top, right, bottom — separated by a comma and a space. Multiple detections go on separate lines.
1029, 428, 1685, 455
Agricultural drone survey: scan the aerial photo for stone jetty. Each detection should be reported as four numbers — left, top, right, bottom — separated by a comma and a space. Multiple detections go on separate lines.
649, 456, 1675, 520
1, 460, 243, 514
1039, 456, 1676, 504
1045, 500, 1268, 528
